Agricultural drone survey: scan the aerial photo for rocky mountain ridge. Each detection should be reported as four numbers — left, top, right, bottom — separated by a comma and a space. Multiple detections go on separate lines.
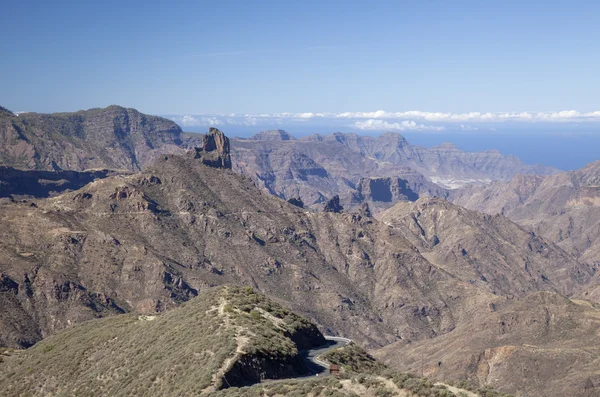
0, 105, 185, 172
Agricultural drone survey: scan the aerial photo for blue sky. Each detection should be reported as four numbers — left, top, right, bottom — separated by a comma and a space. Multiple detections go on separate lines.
1, 0, 600, 169
2, 0, 599, 114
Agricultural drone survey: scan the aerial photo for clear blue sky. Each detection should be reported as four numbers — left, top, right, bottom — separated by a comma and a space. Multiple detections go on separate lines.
2, 0, 599, 115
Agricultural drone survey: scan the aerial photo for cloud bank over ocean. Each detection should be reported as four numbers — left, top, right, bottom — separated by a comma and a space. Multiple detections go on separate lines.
169, 109, 600, 134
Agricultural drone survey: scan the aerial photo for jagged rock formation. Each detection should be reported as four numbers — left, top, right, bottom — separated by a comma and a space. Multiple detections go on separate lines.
0, 105, 185, 171
193, 127, 232, 169
0, 286, 325, 395
450, 161, 600, 265
227, 130, 557, 210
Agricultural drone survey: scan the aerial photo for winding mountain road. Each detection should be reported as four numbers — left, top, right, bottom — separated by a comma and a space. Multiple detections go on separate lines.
300, 336, 352, 376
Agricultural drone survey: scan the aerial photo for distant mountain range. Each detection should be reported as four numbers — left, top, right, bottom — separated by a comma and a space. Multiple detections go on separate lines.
215, 130, 559, 211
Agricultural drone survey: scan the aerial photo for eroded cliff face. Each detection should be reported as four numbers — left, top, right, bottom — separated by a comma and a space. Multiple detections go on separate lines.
0, 106, 184, 172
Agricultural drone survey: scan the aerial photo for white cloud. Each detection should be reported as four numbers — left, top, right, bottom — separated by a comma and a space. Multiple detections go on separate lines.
354, 119, 445, 132
331, 110, 600, 123
170, 108, 600, 129
178, 115, 223, 127
460, 124, 479, 131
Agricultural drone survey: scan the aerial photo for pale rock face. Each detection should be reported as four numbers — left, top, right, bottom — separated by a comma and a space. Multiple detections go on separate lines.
194, 127, 232, 169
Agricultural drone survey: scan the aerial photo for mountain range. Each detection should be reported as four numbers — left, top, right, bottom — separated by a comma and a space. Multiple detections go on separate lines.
221, 130, 558, 211
0, 105, 599, 396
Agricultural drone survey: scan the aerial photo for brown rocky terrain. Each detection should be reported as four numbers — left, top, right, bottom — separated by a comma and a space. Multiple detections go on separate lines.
0, 129, 488, 350
0, 105, 184, 172
450, 161, 600, 266
374, 291, 600, 397
377, 197, 593, 298
0, 128, 574, 358
0, 107, 597, 395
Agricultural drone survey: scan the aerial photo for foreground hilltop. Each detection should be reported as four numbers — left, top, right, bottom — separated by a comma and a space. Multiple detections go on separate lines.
0, 286, 325, 396
0, 105, 184, 171
0, 286, 507, 397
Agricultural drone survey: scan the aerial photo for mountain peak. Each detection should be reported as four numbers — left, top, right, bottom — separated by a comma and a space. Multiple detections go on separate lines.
250, 129, 296, 141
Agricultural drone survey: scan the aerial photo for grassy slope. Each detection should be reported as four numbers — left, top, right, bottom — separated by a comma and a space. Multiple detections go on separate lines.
0, 286, 321, 397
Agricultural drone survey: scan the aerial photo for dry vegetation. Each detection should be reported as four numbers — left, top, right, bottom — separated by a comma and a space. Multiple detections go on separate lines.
0, 286, 322, 396
207, 344, 514, 397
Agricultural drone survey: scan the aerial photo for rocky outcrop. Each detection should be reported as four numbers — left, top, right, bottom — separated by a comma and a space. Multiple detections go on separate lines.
323, 195, 343, 213
193, 127, 232, 169
286, 197, 304, 208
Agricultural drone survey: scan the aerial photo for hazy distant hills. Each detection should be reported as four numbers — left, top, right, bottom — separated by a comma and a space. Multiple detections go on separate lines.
215, 130, 559, 211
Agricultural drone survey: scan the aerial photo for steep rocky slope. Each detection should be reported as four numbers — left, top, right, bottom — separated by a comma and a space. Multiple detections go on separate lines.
377, 197, 593, 298
0, 106, 184, 171
451, 161, 600, 265
374, 292, 600, 397
0, 130, 499, 350
0, 286, 325, 396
